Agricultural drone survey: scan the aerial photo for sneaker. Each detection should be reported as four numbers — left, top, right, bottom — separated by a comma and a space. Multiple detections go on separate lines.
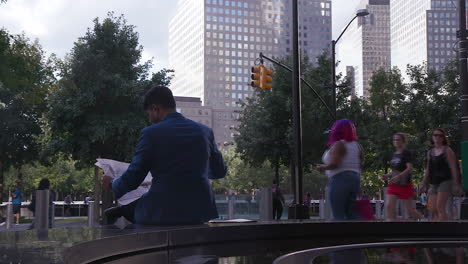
104, 206, 124, 225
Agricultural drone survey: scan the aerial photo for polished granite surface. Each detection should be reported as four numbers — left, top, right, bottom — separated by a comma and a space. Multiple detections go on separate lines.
3, 220, 468, 264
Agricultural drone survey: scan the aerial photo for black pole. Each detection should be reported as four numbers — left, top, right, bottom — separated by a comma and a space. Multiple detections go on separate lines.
460, 0, 468, 139
332, 15, 359, 121
331, 40, 337, 120
459, 0, 468, 190
289, 0, 307, 219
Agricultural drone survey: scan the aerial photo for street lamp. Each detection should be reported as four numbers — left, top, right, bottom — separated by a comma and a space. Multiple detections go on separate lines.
331, 9, 369, 119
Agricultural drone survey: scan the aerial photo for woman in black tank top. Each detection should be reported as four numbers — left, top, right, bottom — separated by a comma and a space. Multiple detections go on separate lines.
421, 128, 462, 221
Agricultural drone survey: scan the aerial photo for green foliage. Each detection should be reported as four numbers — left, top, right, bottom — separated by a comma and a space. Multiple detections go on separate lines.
216, 147, 275, 192
0, 29, 54, 168
45, 13, 171, 166
216, 148, 327, 199
235, 54, 360, 193
4, 156, 93, 197
234, 54, 461, 197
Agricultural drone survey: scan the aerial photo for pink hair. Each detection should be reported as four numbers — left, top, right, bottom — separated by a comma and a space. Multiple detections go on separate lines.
326, 119, 358, 146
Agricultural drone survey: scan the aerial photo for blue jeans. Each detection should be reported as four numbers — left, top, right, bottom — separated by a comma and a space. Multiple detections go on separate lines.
328, 171, 361, 220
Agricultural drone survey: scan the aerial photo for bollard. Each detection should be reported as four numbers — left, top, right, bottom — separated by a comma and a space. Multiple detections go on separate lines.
383, 187, 388, 220
446, 198, 454, 219
228, 197, 235, 219
35, 190, 50, 230
50, 203, 55, 228
5, 203, 12, 229
259, 187, 273, 221
324, 199, 332, 220
88, 201, 98, 226
455, 198, 462, 220
375, 200, 383, 219
319, 200, 325, 220
324, 187, 332, 220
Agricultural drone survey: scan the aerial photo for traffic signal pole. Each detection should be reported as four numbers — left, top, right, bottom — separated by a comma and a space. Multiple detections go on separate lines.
458, 0, 468, 190
259, 53, 335, 120
290, 0, 308, 219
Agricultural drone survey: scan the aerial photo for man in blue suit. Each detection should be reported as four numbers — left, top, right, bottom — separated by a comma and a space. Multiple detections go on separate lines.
103, 86, 226, 225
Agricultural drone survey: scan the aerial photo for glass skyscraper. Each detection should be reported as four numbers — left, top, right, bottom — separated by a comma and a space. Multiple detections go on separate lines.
169, 0, 332, 145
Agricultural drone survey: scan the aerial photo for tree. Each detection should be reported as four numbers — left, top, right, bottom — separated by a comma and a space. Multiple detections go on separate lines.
0, 29, 54, 201
235, 54, 344, 192
4, 156, 93, 199
46, 13, 173, 219
235, 54, 462, 198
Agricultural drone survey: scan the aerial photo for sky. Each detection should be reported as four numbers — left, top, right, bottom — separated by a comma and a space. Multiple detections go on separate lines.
0, 0, 361, 72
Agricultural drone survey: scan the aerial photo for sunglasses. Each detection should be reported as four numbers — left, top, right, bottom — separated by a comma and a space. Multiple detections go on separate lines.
432, 134, 445, 138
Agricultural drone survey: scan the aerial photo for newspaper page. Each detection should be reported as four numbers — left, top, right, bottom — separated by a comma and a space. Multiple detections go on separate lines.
95, 158, 152, 205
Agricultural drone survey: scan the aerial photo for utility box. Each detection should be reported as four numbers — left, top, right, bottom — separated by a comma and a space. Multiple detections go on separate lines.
460, 198, 468, 220
461, 141, 468, 190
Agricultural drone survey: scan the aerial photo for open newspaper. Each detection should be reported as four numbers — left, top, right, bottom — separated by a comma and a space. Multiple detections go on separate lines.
95, 159, 152, 205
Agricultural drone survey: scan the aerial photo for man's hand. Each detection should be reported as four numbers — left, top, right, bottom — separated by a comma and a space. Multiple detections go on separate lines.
102, 175, 113, 192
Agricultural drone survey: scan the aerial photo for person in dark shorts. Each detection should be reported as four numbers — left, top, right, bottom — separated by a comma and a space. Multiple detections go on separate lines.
11, 184, 22, 225
421, 128, 462, 221
272, 180, 285, 220
382, 133, 422, 221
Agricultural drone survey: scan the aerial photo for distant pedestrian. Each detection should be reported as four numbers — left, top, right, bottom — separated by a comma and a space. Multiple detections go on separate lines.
64, 194, 73, 216
11, 184, 22, 225
304, 192, 311, 208
272, 180, 285, 220
420, 192, 428, 218
382, 133, 423, 221
317, 119, 363, 220
421, 128, 462, 221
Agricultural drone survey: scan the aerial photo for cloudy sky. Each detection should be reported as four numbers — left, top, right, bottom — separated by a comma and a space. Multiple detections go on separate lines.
0, 0, 361, 72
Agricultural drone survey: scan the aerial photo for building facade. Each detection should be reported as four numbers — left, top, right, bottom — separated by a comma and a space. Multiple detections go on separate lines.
391, 0, 459, 73
336, 0, 390, 98
175, 96, 213, 128
169, 0, 332, 145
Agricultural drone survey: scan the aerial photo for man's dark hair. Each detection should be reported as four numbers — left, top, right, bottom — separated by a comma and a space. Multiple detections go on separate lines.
143, 86, 176, 110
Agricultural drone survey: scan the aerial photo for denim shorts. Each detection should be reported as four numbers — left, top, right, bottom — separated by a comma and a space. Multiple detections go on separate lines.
428, 180, 452, 195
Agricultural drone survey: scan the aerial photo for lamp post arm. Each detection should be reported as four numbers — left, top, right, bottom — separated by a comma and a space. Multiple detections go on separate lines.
336, 15, 358, 44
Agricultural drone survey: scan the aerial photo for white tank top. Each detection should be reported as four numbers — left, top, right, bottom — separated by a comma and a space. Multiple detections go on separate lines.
322, 140, 361, 178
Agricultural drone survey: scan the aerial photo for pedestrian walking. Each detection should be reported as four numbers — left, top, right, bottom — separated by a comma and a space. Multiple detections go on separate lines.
11, 184, 22, 225
420, 128, 462, 221
317, 119, 363, 220
381, 133, 422, 221
272, 180, 285, 220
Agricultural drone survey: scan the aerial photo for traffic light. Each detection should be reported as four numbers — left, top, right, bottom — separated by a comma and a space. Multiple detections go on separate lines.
251, 64, 273, 90
251, 65, 262, 88
261, 66, 272, 90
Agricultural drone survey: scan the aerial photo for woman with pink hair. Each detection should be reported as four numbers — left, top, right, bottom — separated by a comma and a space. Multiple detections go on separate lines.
317, 119, 363, 220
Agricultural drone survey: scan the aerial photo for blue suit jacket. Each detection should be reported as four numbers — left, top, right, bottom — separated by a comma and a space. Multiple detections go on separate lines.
112, 112, 226, 224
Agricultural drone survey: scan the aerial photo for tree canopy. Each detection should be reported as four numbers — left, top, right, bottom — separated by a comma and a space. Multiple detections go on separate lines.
235, 55, 461, 197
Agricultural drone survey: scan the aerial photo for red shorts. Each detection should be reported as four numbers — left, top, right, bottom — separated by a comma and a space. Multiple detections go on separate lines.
387, 183, 414, 200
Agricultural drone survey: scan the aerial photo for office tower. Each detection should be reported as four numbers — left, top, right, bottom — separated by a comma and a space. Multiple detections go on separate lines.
336, 0, 390, 98
391, 0, 459, 73
169, 0, 332, 145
